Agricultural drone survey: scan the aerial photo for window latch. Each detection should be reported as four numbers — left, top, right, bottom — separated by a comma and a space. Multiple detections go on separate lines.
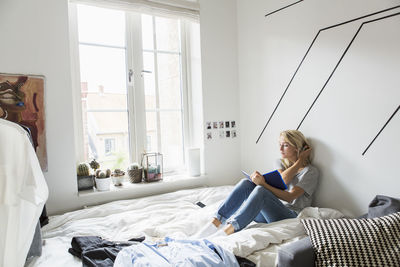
141, 70, 152, 77
128, 69, 134, 83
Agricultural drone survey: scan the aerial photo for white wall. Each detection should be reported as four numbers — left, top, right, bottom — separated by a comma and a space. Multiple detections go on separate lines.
199, 0, 241, 186
237, 0, 400, 216
0, 0, 79, 215
0, 0, 241, 214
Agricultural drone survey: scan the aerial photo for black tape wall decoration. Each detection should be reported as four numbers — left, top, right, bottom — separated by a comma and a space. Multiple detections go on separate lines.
265, 0, 304, 18
256, 5, 400, 144
362, 105, 399, 156
296, 11, 400, 130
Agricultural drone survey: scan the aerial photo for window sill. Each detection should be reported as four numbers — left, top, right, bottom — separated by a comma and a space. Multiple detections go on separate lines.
77, 174, 208, 198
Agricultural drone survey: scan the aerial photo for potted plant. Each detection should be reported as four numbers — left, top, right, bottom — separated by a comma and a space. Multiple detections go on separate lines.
112, 169, 125, 186
77, 162, 94, 191
95, 169, 111, 191
127, 163, 143, 183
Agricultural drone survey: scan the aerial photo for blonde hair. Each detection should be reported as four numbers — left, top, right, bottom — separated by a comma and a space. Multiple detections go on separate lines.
280, 130, 311, 170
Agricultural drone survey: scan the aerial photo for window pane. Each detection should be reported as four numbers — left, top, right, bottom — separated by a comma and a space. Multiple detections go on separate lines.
155, 17, 180, 52
83, 111, 129, 170
143, 52, 156, 110
79, 45, 127, 94
77, 4, 125, 47
160, 111, 184, 169
85, 90, 128, 110
145, 111, 158, 152
157, 53, 181, 109
141, 14, 154, 50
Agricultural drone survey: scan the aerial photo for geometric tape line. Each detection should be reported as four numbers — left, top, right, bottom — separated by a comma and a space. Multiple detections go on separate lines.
362, 105, 399, 156
256, 5, 400, 144
265, 0, 304, 18
296, 11, 400, 133
297, 11, 400, 130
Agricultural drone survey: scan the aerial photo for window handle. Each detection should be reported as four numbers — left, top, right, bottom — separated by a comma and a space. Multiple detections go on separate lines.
141, 70, 152, 77
128, 69, 134, 83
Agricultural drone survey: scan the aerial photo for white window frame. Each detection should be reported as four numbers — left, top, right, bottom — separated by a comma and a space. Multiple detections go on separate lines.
69, 3, 192, 172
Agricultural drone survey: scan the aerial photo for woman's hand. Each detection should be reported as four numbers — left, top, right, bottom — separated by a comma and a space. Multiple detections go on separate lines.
251, 171, 265, 185
298, 147, 312, 164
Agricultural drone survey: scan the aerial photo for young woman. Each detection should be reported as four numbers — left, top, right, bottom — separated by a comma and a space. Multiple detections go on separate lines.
194, 130, 319, 238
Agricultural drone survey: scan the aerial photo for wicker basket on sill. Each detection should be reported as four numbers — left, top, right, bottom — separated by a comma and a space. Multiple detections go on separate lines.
127, 165, 143, 183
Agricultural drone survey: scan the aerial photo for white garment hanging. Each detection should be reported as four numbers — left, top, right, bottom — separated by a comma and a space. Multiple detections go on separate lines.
0, 119, 48, 267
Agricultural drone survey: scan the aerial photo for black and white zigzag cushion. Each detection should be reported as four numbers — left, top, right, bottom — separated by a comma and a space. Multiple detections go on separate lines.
301, 212, 400, 267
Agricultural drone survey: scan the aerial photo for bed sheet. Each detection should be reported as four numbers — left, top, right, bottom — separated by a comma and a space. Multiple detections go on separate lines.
26, 186, 344, 267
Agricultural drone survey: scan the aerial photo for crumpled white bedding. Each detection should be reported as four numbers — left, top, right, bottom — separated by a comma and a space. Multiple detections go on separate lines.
27, 186, 344, 267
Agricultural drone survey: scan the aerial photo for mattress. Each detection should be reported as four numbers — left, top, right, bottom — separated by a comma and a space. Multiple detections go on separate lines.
26, 185, 344, 266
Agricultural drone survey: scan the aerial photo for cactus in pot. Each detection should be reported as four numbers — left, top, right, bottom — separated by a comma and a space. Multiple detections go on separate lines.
95, 168, 112, 191
77, 162, 93, 191
77, 163, 90, 176
95, 169, 111, 178
127, 163, 142, 183
112, 169, 125, 186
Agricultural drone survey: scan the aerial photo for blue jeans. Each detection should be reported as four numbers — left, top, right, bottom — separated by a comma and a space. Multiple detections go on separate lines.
215, 179, 297, 232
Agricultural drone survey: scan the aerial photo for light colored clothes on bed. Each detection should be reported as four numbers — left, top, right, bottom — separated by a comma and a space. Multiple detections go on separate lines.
114, 237, 239, 267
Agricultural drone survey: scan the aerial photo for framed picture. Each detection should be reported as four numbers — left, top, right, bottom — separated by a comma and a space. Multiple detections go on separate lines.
0, 73, 47, 171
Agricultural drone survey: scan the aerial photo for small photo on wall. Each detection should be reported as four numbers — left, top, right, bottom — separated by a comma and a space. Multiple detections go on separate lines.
213, 122, 218, 129
226, 130, 230, 138
206, 122, 211, 130
206, 132, 212, 140
219, 130, 225, 138
232, 130, 237, 138
219, 121, 224, 128
225, 121, 230, 128
231, 121, 236, 128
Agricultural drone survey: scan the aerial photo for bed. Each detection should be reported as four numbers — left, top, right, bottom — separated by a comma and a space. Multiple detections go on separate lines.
26, 185, 344, 267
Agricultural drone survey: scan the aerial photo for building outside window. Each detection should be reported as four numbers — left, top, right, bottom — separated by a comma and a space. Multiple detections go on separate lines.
104, 138, 116, 155
70, 3, 201, 173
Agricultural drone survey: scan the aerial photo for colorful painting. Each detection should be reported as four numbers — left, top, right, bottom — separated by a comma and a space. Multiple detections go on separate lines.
0, 73, 47, 171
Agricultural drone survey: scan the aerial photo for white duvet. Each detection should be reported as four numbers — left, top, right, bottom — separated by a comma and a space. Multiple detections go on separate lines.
27, 186, 344, 267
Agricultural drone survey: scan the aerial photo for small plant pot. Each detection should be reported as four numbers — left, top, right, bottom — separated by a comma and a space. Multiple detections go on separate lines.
77, 175, 94, 191
128, 168, 143, 183
112, 175, 125, 186
95, 177, 111, 191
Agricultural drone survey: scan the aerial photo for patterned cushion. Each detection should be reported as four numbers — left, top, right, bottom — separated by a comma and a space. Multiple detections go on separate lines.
301, 212, 400, 267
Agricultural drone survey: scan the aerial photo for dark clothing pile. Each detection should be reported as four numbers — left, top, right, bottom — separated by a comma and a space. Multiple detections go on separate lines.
68, 236, 145, 267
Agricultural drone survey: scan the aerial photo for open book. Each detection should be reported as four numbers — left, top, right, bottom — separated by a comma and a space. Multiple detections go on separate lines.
241, 170, 287, 190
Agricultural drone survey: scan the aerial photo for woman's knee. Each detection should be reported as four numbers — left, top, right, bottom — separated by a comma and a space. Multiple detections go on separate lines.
237, 178, 254, 188
252, 185, 274, 198
253, 185, 266, 194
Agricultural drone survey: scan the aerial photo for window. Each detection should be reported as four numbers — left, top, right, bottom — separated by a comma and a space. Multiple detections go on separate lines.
71, 3, 201, 173
104, 138, 115, 155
